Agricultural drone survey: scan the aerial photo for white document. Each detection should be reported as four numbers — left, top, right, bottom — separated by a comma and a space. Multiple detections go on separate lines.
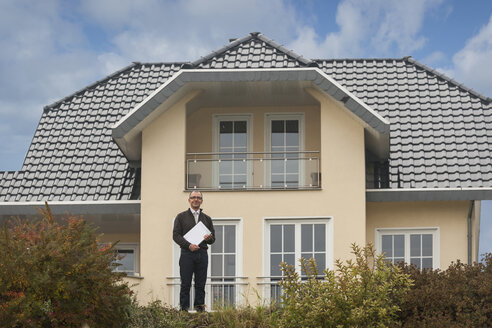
184, 221, 211, 245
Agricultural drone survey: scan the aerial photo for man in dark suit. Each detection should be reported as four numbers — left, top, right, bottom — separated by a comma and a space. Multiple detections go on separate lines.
173, 191, 215, 312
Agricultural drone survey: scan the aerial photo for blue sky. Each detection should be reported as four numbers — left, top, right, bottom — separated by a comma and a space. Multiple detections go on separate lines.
0, 0, 491, 256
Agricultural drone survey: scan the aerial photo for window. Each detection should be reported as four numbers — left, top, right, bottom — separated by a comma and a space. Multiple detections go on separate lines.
265, 114, 304, 188
213, 115, 252, 189
265, 218, 332, 302
113, 243, 139, 276
376, 228, 439, 270
171, 218, 243, 309
210, 223, 238, 308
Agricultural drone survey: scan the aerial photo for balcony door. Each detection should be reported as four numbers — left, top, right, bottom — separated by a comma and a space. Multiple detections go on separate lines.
213, 115, 252, 189
265, 114, 304, 188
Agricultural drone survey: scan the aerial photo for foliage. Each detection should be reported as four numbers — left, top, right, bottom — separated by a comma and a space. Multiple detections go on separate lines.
397, 253, 492, 327
208, 302, 280, 328
125, 300, 209, 328
278, 244, 413, 328
0, 203, 133, 327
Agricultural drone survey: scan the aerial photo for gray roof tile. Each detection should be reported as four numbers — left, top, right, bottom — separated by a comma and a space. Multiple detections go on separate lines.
1, 34, 492, 201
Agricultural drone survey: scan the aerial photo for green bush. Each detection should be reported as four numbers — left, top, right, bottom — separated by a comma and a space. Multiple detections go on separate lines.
398, 253, 492, 327
0, 204, 133, 327
278, 244, 413, 328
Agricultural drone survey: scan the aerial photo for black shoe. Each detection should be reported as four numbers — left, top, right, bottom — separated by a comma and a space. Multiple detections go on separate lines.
180, 308, 189, 312
195, 305, 205, 312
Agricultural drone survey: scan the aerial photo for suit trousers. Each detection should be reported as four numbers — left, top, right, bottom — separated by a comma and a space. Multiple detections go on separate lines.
179, 249, 208, 310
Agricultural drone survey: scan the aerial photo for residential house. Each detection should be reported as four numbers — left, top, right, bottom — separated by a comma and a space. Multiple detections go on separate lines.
1, 32, 491, 308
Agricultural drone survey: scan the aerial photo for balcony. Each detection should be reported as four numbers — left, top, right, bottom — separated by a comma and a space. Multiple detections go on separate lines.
186, 151, 320, 191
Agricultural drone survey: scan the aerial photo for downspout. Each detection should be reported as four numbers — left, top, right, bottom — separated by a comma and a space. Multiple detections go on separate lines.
467, 200, 475, 264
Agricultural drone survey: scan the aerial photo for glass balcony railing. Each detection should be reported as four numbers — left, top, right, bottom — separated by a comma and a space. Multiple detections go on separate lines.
186, 151, 320, 190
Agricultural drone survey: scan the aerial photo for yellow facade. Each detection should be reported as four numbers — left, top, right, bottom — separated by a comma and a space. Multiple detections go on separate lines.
123, 86, 477, 306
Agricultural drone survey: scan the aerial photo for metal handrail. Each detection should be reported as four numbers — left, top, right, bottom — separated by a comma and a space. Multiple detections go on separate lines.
187, 151, 320, 158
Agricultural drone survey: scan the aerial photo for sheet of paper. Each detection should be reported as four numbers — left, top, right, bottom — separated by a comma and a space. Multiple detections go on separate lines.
184, 221, 211, 245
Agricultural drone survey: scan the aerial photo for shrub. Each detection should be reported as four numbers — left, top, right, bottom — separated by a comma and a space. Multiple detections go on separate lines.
278, 244, 413, 328
0, 204, 133, 327
398, 253, 492, 327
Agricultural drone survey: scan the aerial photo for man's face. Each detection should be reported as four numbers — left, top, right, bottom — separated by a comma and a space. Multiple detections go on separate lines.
188, 191, 203, 210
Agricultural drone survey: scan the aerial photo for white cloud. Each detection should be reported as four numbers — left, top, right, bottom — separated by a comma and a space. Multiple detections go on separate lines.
288, 0, 442, 59
452, 15, 492, 96
80, 0, 301, 63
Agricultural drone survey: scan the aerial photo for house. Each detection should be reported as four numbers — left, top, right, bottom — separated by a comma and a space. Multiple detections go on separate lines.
1, 32, 491, 308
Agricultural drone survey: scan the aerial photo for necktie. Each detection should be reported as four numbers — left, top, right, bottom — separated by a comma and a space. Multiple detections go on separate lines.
193, 211, 199, 224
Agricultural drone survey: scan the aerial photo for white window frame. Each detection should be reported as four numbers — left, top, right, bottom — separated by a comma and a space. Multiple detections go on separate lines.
114, 243, 140, 276
264, 113, 305, 188
212, 114, 253, 189
375, 227, 440, 269
263, 217, 334, 277
172, 217, 243, 308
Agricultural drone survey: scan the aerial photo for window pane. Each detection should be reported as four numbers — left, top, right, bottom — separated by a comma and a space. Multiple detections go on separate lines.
394, 235, 404, 258
212, 226, 223, 253
286, 159, 298, 174
234, 121, 247, 133
224, 255, 235, 276
314, 224, 326, 251
220, 121, 233, 133
271, 225, 282, 252
117, 250, 134, 272
234, 160, 246, 174
301, 224, 313, 252
271, 120, 284, 133
410, 234, 421, 257
382, 235, 393, 258
219, 160, 232, 174
224, 225, 235, 253
314, 253, 325, 274
410, 257, 421, 269
283, 225, 295, 252
286, 120, 299, 133
270, 254, 282, 277
422, 258, 433, 270
211, 255, 223, 276
394, 258, 405, 264
422, 234, 432, 257
284, 254, 295, 267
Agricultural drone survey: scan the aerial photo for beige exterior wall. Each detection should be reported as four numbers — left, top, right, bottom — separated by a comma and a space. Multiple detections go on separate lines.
366, 201, 470, 268
136, 88, 367, 305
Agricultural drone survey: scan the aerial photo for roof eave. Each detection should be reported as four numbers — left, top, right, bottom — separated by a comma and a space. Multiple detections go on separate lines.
367, 188, 492, 202
112, 68, 390, 161
0, 200, 141, 216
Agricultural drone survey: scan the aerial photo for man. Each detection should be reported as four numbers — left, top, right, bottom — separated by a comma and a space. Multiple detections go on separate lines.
173, 191, 215, 312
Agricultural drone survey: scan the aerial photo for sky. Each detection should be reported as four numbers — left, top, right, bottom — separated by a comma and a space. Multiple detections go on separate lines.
0, 0, 491, 256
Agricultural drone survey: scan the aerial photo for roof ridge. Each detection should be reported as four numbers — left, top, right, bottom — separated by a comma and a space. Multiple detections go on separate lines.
44, 62, 140, 112
190, 32, 317, 68
314, 57, 404, 62
255, 33, 316, 67
405, 57, 492, 104
190, 33, 255, 67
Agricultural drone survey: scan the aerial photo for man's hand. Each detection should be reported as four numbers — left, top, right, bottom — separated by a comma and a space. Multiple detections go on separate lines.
189, 244, 200, 251
204, 234, 213, 241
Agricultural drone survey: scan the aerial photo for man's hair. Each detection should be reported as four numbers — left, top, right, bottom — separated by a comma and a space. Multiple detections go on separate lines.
189, 190, 203, 198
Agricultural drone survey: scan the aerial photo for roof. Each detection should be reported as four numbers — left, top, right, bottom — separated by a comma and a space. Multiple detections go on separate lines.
1, 32, 491, 202
112, 68, 390, 161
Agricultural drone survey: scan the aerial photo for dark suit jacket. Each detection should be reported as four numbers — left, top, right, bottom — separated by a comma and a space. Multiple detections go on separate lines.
173, 209, 215, 250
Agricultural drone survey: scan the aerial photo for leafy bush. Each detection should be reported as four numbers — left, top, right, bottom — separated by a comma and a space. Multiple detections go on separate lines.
278, 244, 413, 328
398, 253, 492, 327
0, 204, 133, 327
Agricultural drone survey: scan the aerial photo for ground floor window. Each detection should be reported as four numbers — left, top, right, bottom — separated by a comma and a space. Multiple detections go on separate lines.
375, 228, 439, 270
114, 243, 139, 276
264, 218, 332, 302
172, 218, 243, 310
